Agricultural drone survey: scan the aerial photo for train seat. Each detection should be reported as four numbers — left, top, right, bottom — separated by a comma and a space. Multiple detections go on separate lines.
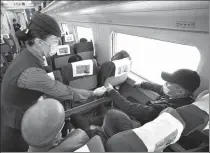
74, 41, 94, 60
167, 93, 209, 152
106, 107, 185, 152
74, 135, 105, 152
98, 57, 131, 87
60, 59, 98, 90
48, 129, 90, 152
52, 45, 73, 69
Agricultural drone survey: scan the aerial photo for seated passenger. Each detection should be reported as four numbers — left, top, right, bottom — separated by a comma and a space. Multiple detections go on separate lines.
70, 109, 135, 145
70, 99, 207, 150
68, 54, 82, 63
98, 50, 131, 86
73, 38, 93, 54
105, 69, 201, 125
21, 98, 90, 152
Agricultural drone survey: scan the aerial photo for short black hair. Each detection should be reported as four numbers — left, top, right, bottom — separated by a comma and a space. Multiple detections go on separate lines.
102, 109, 134, 138
80, 38, 88, 42
13, 18, 17, 22
68, 55, 82, 63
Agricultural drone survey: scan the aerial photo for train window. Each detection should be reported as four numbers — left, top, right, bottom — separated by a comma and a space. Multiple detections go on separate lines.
113, 33, 200, 84
76, 26, 93, 42
61, 23, 69, 35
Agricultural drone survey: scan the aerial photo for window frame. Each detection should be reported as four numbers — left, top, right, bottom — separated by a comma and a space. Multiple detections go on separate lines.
75, 25, 94, 42
112, 31, 201, 84
75, 25, 95, 56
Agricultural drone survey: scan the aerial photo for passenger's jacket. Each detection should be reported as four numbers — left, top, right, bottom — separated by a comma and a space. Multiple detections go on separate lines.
108, 82, 195, 125
28, 129, 90, 152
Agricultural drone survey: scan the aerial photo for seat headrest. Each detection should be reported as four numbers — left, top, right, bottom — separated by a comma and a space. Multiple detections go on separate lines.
71, 59, 96, 77
100, 58, 131, 86
176, 97, 209, 135
60, 59, 97, 87
74, 135, 105, 152
106, 108, 184, 152
112, 58, 131, 77
75, 42, 94, 53
49, 129, 90, 152
57, 45, 71, 56
196, 90, 209, 100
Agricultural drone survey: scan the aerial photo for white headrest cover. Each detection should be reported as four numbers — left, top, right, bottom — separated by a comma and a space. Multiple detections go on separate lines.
47, 72, 55, 80
112, 58, 131, 77
193, 94, 209, 114
74, 144, 90, 152
57, 45, 70, 56
132, 112, 184, 152
193, 94, 209, 130
71, 60, 94, 77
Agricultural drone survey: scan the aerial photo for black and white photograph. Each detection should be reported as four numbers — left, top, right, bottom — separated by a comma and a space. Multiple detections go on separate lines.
0, 1, 209, 152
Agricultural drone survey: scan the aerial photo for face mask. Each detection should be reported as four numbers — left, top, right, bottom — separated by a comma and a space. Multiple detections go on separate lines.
49, 44, 58, 56
163, 84, 183, 97
37, 38, 58, 57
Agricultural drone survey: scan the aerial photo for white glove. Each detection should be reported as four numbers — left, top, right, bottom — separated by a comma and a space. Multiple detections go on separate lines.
105, 83, 114, 93
93, 86, 107, 97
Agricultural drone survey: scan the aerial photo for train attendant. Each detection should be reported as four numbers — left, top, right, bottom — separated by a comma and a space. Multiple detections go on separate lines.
1, 11, 106, 152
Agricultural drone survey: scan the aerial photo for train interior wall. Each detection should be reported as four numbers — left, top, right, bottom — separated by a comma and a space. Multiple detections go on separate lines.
45, 1, 209, 101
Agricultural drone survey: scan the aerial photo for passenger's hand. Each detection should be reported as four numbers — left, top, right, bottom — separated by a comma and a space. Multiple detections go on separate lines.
133, 81, 147, 88
105, 83, 114, 93
93, 86, 107, 97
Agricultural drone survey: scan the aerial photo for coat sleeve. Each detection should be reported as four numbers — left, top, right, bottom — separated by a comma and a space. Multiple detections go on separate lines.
17, 67, 94, 102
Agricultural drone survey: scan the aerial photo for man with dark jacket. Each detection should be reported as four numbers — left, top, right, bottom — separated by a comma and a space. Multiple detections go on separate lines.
105, 69, 201, 125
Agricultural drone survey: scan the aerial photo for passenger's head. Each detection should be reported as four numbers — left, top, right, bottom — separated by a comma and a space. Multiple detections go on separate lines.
18, 11, 61, 57
80, 38, 88, 42
13, 18, 17, 23
102, 109, 134, 138
68, 54, 82, 63
111, 50, 131, 61
161, 69, 200, 98
21, 98, 65, 150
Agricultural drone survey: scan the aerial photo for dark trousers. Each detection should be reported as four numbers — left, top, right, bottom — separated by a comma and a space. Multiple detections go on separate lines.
1, 124, 28, 152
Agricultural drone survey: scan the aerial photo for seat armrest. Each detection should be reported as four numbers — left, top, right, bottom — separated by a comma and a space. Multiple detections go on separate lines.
65, 97, 112, 118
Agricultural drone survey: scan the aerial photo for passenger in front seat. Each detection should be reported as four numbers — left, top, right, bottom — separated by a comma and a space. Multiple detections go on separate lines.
21, 98, 90, 152
105, 69, 201, 125
98, 50, 131, 86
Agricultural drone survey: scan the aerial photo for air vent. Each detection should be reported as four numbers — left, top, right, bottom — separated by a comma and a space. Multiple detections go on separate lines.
176, 21, 195, 29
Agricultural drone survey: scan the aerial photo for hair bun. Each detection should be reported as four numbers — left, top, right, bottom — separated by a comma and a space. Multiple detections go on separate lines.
15, 29, 31, 41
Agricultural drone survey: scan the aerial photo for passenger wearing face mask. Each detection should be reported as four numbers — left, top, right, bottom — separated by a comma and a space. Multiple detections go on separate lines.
104, 69, 200, 125
1, 11, 106, 152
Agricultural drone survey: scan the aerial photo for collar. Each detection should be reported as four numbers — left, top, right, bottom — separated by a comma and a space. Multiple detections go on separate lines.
27, 46, 46, 66
28, 145, 52, 152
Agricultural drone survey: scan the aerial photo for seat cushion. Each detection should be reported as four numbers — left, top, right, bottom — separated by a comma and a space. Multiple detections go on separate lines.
106, 108, 184, 152
74, 135, 105, 152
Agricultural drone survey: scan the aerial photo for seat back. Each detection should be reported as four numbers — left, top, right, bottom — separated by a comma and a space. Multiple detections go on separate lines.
106, 108, 185, 152
48, 129, 90, 152
53, 55, 72, 69
99, 58, 131, 87
60, 59, 98, 90
193, 93, 209, 131
74, 135, 105, 152
168, 94, 209, 152
74, 42, 94, 60
52, 45, 73, 69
